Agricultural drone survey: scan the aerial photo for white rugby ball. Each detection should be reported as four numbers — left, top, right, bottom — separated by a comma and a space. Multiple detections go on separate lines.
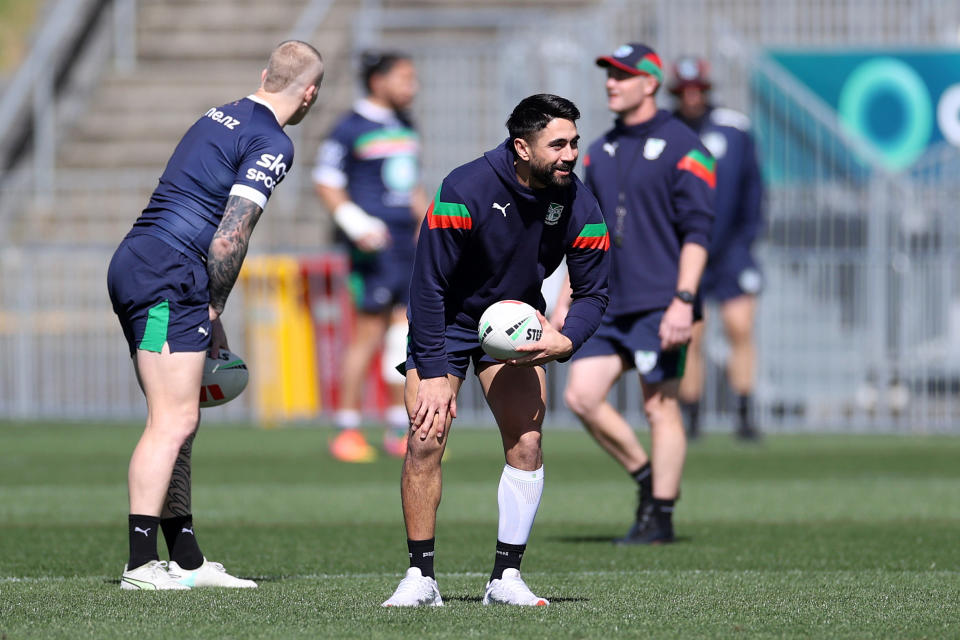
200, 349, 249, 407
478, 300, 543, 361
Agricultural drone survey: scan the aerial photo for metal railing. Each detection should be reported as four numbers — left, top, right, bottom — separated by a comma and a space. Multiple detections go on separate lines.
2, 0, 960, 432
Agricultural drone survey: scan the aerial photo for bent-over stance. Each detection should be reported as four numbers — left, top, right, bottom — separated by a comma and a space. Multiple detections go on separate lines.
382, 94, 609, 607
107, 41, 324, 590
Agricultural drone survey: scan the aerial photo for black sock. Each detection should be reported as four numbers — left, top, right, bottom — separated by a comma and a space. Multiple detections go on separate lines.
652, 498, 676, 528
407, 538, 435, 579
128, 514, 160, 570
682, 401, 700, 435
491, 540, 525, 581
161, 514, 204, 570
737, 395, 752, 430
629, 462, 653, 501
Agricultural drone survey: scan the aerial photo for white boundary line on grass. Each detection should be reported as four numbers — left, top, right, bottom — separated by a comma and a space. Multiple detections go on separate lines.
3, 568, 958, 583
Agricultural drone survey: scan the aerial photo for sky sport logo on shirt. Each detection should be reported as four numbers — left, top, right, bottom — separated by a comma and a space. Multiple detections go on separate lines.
245, 152, 288, 192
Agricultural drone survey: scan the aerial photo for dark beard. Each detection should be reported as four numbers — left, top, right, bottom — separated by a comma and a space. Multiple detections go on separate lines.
530, 158, 575, 188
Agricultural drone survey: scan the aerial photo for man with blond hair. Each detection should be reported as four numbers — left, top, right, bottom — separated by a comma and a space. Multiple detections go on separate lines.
107, 41, 324, 590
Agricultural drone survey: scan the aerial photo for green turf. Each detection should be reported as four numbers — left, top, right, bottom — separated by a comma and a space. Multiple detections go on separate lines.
1, 422, 958, 639
0, 0, 41, 73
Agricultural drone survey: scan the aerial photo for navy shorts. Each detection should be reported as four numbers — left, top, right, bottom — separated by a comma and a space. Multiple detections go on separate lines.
700, 254, 763, 303
107, 235, 212, 356
570, 310, 688, 384
402, 323, 502, 379
349, 247, 414, 313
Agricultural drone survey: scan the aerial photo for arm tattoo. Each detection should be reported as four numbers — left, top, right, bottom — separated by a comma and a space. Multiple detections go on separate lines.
207, 195, 263, 314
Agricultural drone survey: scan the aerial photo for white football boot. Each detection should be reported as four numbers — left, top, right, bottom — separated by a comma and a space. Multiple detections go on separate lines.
381, 567, 444, 607
167, 558, 258, 588
482, 568, 549, 606
120, 560, 191, 590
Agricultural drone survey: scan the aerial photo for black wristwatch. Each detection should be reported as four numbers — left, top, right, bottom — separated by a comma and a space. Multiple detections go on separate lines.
674, 290, 695, 304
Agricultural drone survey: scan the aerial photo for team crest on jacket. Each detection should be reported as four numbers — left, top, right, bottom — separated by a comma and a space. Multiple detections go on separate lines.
643, 138, 666, 160
545, 202, 564, 225
634, 350, 658, 374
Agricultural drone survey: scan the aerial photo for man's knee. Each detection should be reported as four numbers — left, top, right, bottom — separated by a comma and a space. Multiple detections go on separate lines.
644, 393, 681, 430
564, 382, 603, 418
504, 429, 542, 469
404, 431, 445, 471
149, 408, 200, 445
726, 320, 753, 347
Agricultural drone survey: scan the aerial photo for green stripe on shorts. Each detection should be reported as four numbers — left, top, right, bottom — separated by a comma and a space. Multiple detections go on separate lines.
348, 272, 365, 306
138, 300, 169, 352
676, 343, 688, 378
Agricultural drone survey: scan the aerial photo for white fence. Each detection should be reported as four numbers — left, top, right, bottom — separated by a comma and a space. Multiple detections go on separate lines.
2, 0, 960, 431
0, 247, 250, 421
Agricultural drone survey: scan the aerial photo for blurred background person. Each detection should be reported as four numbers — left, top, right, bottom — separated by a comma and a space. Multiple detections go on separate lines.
670, 57, 765, 441
556, 43, 714, 544
313, 50, 428, 463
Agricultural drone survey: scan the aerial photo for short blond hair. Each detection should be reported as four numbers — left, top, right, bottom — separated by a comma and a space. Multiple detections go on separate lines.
263, 40, 323, 92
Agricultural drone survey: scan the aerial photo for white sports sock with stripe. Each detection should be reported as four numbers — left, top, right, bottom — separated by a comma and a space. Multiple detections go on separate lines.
496, 464, 544, 545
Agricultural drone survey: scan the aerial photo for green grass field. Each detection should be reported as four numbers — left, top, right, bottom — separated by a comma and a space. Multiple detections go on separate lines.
1, 422, 958, 639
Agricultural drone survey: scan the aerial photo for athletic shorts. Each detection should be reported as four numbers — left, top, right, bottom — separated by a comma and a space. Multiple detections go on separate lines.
402, 323, 501, 380
570, 310, 687, 384
107, 234, 212, 356
349, 246, 414, 313
700, 253, 763, 303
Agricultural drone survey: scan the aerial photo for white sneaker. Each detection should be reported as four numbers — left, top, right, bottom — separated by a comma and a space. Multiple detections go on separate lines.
167, 558, 257, 588
381, 567, 444, 607
482, 568, 549, 606
120, 560, 191, 590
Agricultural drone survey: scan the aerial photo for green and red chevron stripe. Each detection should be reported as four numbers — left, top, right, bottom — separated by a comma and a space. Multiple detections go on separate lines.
427, 189, 472, 230
636, 53, 663, 81
572, 222, 610, 250
676, 149, 716, 188
354, 128, 419, 159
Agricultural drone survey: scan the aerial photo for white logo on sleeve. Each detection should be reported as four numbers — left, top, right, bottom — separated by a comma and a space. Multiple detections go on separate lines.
492, 202, 511, 217
245, 152, 289, 192
197, 326, 208, 336
181, 527, 194, 535
256, 152, 288, 177
133, 527, 152, 537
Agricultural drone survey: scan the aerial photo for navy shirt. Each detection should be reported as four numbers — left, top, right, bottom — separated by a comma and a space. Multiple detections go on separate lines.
409, 140, 610, 379
128, 95, 293, 263
584, 109, 714, 316
312, 99, 420, 243
675, 106, 764, 268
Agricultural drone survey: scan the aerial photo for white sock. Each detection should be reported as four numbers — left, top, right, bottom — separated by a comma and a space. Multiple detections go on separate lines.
335, 409, 361, 430
385, 405, 408, 431
381, 322, 408, 384
497, 464, 544, 545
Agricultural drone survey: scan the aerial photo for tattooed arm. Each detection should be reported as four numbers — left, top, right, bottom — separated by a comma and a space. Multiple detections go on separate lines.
207, 194, 263, 319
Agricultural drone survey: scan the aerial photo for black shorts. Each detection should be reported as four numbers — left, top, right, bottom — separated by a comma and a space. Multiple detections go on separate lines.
571, 310, 688, 384
107, 235, 212, 356
402, 323, 503, 379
